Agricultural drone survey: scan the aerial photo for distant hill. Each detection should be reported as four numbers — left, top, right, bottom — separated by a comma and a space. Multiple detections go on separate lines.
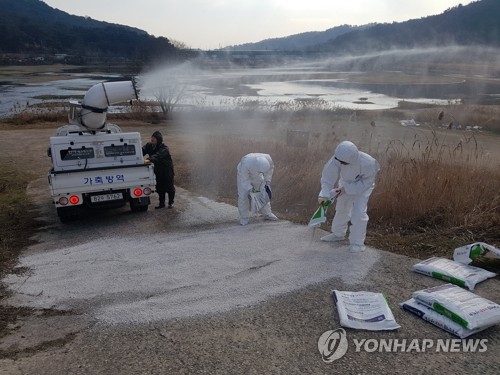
316, 0, 500, 54
0, 0, 179, 64
224, 0, 500, 53
2, 0, 499, 67
225, 24, 370, 51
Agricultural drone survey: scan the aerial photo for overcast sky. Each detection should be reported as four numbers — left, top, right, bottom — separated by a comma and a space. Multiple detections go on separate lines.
42, 0, 475, 50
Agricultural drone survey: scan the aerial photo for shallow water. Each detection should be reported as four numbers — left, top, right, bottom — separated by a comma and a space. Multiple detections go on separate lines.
1, 65, 461, 118
0, 77, 108, 117
139, 65, 458, 112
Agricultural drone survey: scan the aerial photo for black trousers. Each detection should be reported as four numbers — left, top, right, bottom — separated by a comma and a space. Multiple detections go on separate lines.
157, 176, 175, 206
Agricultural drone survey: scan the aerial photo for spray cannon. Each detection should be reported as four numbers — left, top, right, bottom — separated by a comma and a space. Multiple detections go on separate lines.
69, 80, 139, 132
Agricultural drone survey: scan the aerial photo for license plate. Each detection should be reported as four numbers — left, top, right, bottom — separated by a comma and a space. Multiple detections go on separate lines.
90, 192, 123, 203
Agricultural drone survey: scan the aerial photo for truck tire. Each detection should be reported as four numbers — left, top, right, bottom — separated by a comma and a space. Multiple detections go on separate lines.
130, 197, 149, 212
57, 207, 79, 222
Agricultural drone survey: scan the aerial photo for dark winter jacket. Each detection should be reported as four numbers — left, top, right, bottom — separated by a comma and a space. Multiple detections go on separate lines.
142, 133, 175, 187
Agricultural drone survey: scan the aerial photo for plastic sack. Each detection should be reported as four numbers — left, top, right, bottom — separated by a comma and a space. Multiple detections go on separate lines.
412, 283, 500, 330
400, 298, 489, 338
249, 190, 270, 213
453, 242, 500, 265
309, 192, 340, 228
412, 257, 496, 290
308, 199, 333, 227
332, 290, 400, 331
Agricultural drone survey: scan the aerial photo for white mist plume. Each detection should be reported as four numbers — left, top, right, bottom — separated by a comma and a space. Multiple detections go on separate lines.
138, 61, 207, 104
135, 44, 500, 127
315, 45, 500, 77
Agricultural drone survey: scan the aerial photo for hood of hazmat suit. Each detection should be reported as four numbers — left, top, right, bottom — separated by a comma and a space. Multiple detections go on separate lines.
334, 141, 359, 165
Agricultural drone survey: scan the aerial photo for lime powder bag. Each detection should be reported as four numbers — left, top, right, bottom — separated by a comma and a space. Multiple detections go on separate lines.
412, 257, 496, 290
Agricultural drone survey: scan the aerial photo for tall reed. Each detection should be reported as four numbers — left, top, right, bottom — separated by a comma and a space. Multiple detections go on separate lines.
181, 130, 500, 239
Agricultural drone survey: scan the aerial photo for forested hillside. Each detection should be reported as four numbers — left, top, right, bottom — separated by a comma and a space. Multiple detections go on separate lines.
315, 0, 500, 54
225, 0, 500, 53
2, 0, 499, 63
0, 0, 179, 64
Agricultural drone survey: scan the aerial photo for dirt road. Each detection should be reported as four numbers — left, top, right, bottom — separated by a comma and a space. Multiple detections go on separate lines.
0, 124, 499, 374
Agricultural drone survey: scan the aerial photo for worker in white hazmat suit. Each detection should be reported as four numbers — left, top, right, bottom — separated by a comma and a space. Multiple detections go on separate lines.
237, 153, 278, 225
318, 141, 380, 252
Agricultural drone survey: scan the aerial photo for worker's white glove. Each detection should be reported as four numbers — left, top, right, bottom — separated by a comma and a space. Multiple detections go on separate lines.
332, 187, 345, 197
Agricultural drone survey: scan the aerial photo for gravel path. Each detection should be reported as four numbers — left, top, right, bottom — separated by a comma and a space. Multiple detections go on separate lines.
1, 183, 499, 374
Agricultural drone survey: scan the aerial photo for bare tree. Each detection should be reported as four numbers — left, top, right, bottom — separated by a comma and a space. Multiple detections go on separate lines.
155, 82, 187, 116
146, 62, 198, 117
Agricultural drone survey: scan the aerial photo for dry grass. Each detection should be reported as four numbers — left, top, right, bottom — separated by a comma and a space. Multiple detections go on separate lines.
4, 102, 69, 125
2, 62, 499, 349
414, 104, 500, 134
176, 126, 500, 260
373, 149, 498, 229
0, 161, 38, 273
0, 105, 499, 338
1, 104, 499, 264
0, 170, 39, 342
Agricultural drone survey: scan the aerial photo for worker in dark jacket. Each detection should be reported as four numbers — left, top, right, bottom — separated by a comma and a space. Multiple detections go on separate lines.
142, 131, 175, 209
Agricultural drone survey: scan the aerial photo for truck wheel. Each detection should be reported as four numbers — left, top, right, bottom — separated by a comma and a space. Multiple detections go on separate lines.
57, 207, 79, 222
130, 197, 149, 212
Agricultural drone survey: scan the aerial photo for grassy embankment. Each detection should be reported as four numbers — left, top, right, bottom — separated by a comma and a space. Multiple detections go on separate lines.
0, 159, 40, 332
181, 116, 500, 263
0, 163, 38, 271
1, 62, 498, 348
0, 101, 499, 278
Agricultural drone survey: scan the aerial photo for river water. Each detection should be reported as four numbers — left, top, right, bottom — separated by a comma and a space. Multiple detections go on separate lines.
0, 64, 462, 118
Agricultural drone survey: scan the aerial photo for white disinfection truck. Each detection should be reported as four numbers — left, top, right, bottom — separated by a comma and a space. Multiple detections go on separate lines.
47, 80, 156, 222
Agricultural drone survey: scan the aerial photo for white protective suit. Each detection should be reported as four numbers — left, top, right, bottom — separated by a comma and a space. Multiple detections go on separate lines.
319, 141, 380, 252
237, 153, 278, 225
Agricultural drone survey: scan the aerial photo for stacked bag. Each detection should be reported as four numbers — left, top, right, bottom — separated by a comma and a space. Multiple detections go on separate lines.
411, 256, 496, 290
401, 283, 500, 338
401, 243, 500, 338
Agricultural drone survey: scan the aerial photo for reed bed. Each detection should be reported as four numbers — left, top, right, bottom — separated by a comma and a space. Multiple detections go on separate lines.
178, 128, 500, 257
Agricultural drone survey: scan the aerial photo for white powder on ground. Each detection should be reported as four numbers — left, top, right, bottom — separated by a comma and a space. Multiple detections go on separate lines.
4, 196, 379, 325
